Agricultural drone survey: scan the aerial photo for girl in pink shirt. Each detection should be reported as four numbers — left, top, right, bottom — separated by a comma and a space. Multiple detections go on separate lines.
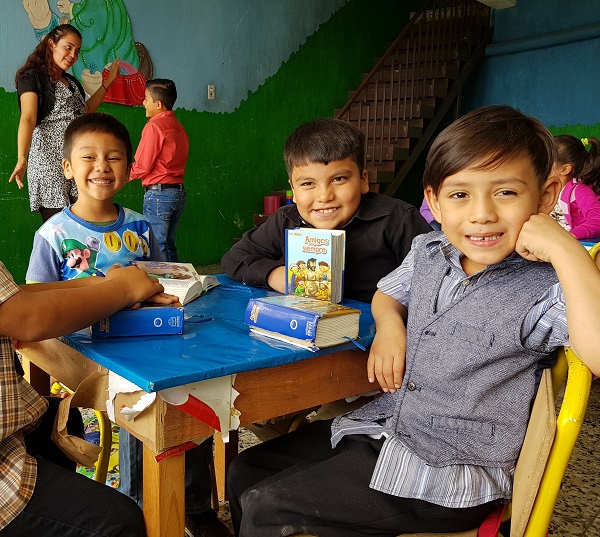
552, 135, 600, 240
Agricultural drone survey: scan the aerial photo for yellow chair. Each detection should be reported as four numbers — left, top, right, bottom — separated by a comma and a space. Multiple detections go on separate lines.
589, 241, 600, 263
295, 346, 593, 537
91, 409, 113, 484
522, 348, 592, 536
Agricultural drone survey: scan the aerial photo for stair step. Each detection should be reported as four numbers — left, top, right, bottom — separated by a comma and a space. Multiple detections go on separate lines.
339, 113, 425, 131
351, 120, 424, 141
377, 43, 473, 66
362, 79, 449, 101
406, 27, 488, 45
345, 100, 435, 121
366, 162, 396, 183
411, 16, 490, 37
253, 214, 272, 227
366, 138, 410, 162
374, 59, 461, 81
368, 167, 395, 185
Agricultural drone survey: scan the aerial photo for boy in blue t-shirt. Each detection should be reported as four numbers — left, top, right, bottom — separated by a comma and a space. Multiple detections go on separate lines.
26, 113, 228, 537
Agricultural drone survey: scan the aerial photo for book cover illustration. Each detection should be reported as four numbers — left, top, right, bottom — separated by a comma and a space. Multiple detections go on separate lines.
285, 228, 345, 303
130, 261, 219, 305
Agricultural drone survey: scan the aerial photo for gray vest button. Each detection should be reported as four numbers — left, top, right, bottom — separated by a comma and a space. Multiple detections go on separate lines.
407, 382, 417, 391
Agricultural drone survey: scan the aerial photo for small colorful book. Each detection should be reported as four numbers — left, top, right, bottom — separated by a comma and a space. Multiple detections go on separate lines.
285, 228, 345, 303
130, 261, 219, 305
244, 295, 360, 350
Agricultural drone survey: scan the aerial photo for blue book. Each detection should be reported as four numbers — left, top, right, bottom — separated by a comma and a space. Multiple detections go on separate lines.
285, 228, 345, 303
244, 295, 360, 350
90, 303, 184, 338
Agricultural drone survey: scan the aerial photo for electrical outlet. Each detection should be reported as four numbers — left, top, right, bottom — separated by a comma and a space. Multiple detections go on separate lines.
208, 85, 215, 100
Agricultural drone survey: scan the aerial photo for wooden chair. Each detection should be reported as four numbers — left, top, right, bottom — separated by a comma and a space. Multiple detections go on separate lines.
295, 346, 593, 537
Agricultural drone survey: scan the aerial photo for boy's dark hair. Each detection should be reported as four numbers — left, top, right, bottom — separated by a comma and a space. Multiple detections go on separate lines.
555, 134, 600, 195
63, 112, 133, 165
146, 78, 177, 110
284, 118, 365, 177
423, 105, 555, 195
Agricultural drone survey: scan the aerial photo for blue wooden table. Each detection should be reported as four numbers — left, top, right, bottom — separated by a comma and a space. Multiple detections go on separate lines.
19, 275, 377, 537
61, 274, 376, 391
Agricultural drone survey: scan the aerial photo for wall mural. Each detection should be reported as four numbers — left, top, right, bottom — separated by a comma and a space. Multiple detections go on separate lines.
22, 0, 153, 106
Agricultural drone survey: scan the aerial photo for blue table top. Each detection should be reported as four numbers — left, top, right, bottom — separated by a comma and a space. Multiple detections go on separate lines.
62, 275, 375, 392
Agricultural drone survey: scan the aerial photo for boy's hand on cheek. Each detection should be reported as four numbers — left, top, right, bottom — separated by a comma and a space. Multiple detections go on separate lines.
516, 214, 576, 264
367, 325, 406, 393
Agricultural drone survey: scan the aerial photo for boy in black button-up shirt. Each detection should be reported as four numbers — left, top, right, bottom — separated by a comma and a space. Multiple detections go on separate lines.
222, 118, 431, 303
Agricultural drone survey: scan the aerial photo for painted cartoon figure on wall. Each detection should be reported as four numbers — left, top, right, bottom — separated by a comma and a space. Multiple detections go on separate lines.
23, 0, 69, 39
22, 0, 152, 106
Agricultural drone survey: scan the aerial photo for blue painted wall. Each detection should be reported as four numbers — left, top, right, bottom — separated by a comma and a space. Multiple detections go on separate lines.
1, 0, 346, 113
464, 0, 600, 128
1, 0, 414, 281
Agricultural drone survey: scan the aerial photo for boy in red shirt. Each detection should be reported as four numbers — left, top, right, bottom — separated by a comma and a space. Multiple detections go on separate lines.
130, 79, 189, 261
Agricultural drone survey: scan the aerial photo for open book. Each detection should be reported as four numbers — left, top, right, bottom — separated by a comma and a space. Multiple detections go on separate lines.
130, 261, 219, 305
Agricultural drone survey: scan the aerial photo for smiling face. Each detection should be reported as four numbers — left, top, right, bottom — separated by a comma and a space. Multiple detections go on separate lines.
425, 154, 560, 276
49, 32, 81, 73
62, 131, 131, 206
289, 157, 369, 229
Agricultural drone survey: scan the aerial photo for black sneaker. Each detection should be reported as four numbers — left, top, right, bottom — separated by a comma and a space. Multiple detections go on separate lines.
184, 510, 231, 537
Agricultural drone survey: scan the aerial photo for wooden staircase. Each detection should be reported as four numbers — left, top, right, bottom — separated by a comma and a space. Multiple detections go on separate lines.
335, 0, 493, 197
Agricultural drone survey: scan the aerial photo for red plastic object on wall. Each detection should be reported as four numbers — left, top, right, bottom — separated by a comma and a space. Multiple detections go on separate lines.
102, 61, 146, 106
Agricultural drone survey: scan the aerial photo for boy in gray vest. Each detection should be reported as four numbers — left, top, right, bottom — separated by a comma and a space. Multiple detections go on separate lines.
226, 105, 600, 537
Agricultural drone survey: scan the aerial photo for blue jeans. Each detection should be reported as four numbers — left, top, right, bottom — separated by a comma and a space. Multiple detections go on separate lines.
143, 186, 187, 262
118, 428, 214, 515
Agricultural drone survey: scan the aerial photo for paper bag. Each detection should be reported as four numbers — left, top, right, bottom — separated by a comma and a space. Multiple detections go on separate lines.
52, 371, 109, 467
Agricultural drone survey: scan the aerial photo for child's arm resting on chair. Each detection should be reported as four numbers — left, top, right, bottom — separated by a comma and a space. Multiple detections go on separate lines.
517, 213, 600, 375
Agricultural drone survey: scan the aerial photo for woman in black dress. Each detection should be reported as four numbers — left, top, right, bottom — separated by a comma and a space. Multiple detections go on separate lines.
9, 24, 120, 221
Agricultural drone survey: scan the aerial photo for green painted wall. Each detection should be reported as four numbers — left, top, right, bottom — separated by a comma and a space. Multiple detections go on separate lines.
0, 0, 417, 283
549, 125, 600, 139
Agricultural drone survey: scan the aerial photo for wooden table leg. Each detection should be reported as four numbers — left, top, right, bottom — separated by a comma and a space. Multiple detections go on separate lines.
143, 444, 185, 537
213, 429, 239, 502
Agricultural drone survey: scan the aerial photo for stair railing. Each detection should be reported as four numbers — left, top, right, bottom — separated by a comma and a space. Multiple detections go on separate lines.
335, 0, 491, 195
